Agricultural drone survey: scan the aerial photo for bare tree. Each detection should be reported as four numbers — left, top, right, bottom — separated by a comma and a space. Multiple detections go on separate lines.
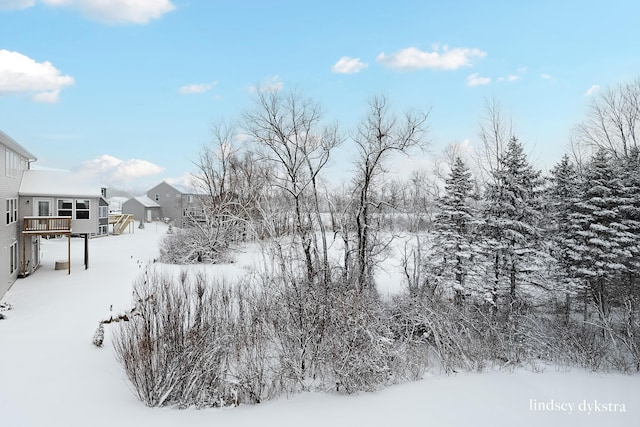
243, 88, 341, 284
478, 97, 512, 176
351, 95, 429, 292
573, 76, 640, 159
170, 120, 271, 264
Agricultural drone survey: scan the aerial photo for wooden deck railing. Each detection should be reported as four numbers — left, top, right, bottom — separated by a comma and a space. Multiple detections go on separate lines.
110, 214, 134, 235
23, 216, 72, 234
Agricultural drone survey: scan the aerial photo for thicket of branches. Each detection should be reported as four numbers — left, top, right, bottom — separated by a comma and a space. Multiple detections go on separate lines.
115, 79, 640, 408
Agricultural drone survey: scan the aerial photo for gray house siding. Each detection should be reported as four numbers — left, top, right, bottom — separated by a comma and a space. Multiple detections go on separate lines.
98, 197, 109, 236
144, 181, 208, 228
0, 130, 36, 297
122, 196, 161, 222
122, 198, 145, 222
146, 182, 183, 224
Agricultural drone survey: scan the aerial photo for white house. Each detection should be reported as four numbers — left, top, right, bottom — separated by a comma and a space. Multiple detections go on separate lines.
0, 130, 107, 299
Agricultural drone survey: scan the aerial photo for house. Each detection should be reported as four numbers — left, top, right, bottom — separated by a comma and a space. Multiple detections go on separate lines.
0, 130, 109, 299
18, 169, 108, 277
123, 181, 206, 227
122, 195, 161, 223
1, 130, 37, 298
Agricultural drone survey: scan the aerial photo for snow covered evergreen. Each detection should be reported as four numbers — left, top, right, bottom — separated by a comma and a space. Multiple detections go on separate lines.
480, 136, 548, 313
430, 156, 480, 304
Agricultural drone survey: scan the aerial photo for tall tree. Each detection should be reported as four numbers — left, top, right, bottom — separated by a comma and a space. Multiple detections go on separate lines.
351, 95, 429, 292
481, 136, 546, 313
243, 88, 341, 284
430, 156, 479, 304
565, 149, 631, 317
573, 76, 640, 159
547, 154, 584, 321
618, 148, 640, 301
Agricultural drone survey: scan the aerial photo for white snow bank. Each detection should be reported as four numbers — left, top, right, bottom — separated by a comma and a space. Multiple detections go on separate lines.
0, 223, 638, 427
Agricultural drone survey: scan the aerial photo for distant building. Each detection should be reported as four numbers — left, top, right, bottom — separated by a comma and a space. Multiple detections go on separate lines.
122, 196, 162, 222
123, 181, 206, 227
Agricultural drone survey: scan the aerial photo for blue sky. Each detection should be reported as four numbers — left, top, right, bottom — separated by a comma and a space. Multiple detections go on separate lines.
1, 0, 639, 193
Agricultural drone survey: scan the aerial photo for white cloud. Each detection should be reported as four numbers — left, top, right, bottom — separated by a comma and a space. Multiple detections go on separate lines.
9, 0, 174, 24
498, 67, 526, 82
31, 89, 61, 103
376, 45, 486, 71
332, 56, 368, 74
466, 73, 490, 87
540, 73, 552, 80
179, 82, 217, 95
78, 154, 165, 186
249, 75, 284, 94
585, 84, 600, 96
0, 49, 74, 103
0, 0, 35, 10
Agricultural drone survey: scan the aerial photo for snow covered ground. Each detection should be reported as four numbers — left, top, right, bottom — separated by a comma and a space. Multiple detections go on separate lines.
1, 222, 638, 427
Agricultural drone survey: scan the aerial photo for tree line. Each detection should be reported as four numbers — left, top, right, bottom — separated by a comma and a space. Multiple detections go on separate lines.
111, 77, 640, 408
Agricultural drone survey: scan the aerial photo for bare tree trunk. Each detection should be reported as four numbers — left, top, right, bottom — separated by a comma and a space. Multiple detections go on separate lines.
352, 95, 429, 293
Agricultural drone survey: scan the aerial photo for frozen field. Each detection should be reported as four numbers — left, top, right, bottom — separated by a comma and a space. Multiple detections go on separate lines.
1, 222, 638, 427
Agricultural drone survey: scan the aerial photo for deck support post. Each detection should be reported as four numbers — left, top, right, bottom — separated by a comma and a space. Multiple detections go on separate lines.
22, 233, 26, 277
84, 234, 89, 270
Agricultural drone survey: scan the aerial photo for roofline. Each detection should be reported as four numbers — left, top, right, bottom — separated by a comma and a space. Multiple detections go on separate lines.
0, 130, 37, 161
18, 192, 102, 198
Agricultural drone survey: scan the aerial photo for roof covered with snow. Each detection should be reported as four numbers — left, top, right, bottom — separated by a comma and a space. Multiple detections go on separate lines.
129, 195, 161, 208
19, 170, 103, 198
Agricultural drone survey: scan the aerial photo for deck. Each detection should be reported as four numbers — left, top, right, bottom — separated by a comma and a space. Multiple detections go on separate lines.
22, 216, 73, 276
22, 216, 72, 235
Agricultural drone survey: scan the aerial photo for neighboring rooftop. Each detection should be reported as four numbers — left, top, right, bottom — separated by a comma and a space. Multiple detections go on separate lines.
19, 170, 102, 198
130, 196, 161, 208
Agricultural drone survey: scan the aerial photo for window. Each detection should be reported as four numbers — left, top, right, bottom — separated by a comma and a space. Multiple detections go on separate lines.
75, 200, 90, 219
98, 224, 108, 235
99, 206, 108, 219
5, 149, 18, 177
58, 199, 73, 217
6, 198, 17, 225
4, 149, 23, 178
10, 241, 18, 274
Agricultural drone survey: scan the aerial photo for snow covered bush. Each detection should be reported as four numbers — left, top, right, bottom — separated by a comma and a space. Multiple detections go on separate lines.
113, 269, 242, 407
324, 289, 397, 393
159, 226, 231, 264
0, 301, 12, 320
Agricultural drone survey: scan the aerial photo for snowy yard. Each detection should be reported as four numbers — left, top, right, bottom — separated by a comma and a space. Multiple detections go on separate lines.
0, 222, 638, 427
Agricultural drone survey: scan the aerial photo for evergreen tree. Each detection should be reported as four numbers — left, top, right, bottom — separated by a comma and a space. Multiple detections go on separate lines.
547, 154, 584, 321
431, 157, 479, 304
618, 148, 640, 302
565, 149, 631, 317
481, 136, 546, 313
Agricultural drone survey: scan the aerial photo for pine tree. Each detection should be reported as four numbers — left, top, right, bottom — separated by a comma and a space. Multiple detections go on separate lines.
565, 149, 631, 317
431, 156, 479, 304
618, 148, 640, 302
481, 136, 546, 313
547, 154, 584, 321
